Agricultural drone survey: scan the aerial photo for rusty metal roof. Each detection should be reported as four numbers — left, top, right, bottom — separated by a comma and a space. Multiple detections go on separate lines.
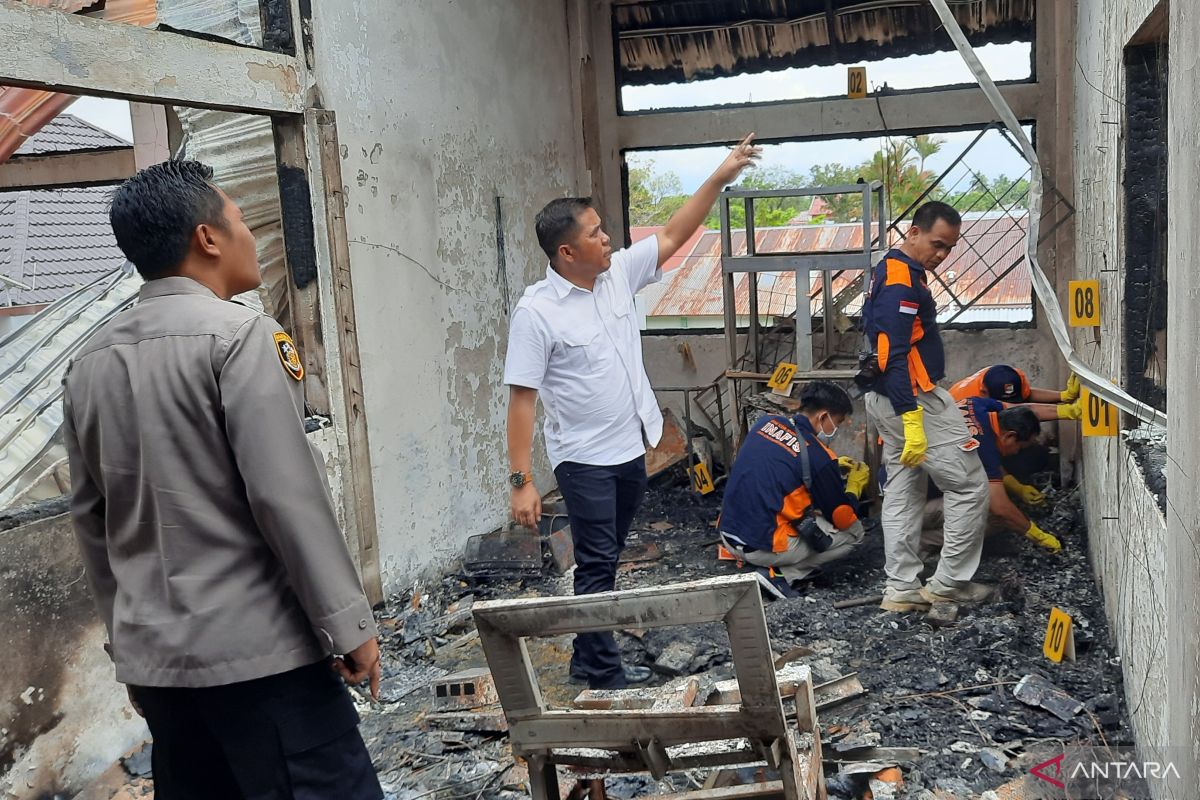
615, 0, 1035, 86
636, 212, 1032, 320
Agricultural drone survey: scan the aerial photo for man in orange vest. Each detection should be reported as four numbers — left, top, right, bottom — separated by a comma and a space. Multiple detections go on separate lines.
950, 363, 1081, 410
862, 202, 992, 612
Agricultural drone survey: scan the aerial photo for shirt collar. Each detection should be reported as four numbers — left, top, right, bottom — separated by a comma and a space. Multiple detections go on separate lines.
887, 248, 926, 273
138, 276, 221, 302
791, 414, 814, 434
545, 263, 603, 300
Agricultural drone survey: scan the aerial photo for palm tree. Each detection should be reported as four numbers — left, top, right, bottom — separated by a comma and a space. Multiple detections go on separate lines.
911, 134, 945, 174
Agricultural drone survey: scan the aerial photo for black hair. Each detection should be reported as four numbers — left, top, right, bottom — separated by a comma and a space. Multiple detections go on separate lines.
535, 197, 593, 262
109, 160, 227, 279
798, 381, 853, 418
911, 201, 962, 231
997, 406, 1041, 441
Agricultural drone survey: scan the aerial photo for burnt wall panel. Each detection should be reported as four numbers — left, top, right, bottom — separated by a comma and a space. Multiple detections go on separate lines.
1123, 43, 1168, 412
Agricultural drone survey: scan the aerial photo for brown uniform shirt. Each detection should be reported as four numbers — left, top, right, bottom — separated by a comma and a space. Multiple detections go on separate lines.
63, 277, 378, 688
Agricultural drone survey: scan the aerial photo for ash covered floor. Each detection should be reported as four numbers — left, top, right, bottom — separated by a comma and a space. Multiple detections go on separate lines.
81, 475, 1141, 800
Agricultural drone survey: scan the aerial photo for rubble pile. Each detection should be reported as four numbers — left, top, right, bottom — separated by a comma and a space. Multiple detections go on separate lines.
1125, 424, 1167, 512
84, 473, 1135, 800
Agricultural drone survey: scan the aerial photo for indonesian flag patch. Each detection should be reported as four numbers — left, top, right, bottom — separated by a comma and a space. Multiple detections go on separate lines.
898, 300, 919, 315
273, 331, 304, 381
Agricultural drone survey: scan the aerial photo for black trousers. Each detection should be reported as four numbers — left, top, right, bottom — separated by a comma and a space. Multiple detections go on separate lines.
554, 455, 647, 689
130, 659, 382, 800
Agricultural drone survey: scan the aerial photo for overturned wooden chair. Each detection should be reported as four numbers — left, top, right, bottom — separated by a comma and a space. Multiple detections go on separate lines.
473, 574, 825, 799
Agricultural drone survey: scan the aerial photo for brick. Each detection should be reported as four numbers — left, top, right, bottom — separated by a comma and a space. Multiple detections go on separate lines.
431, 667, 498, 711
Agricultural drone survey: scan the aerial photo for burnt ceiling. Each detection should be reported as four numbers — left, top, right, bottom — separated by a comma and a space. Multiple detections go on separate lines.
615, 0, 1036, 86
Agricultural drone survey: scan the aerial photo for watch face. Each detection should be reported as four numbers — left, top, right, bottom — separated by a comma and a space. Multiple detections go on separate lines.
509, 472, 524, 488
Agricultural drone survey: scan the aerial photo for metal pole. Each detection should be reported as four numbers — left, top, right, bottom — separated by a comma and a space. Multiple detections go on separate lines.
682, 389, 696, 492
745, 197, 759, 373
714, 381, 732, 468
822, 268, 834, 365
796, 268, 813, 371
719, 194, 742, 444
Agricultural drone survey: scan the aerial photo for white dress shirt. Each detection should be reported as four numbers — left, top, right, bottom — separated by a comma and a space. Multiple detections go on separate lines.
504, 235, 665, 469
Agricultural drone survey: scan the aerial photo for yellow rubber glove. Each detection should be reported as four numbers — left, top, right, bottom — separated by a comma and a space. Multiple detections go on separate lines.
1025, 521, 1062, 552
1056, 399, 1083, 420
1060, 373, 1081, 403
899, 407, 927, 467
840, 458, 871, 498
1003, 474, 1046, 505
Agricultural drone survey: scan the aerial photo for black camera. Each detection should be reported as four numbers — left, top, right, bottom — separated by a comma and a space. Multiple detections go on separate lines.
854, 350, 881, 391
791, 512, 833, 553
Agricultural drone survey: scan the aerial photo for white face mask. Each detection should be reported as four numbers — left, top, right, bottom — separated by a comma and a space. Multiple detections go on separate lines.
816, 414, 839, 443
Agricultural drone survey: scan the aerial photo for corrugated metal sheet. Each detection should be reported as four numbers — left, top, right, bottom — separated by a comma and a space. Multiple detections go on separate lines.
615, 0, 1035, 86
157, 0, 264, 46
167, 2, 287, 325
637, 212, 1032, 320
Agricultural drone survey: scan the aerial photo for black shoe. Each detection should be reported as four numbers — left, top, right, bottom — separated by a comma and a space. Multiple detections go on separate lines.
754, 569, 801, 600
622, 665, 652, 684
570, 665, 653, 688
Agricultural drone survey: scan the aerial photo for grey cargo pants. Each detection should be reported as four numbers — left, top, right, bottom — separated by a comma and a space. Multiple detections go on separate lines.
722, 517, 865, 583
866, 387, 990, 591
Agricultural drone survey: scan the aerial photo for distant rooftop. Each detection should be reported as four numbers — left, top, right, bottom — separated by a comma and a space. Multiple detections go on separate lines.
12, 114, 131, 158
633, 212, 1033, 325
0, 186, 124, 307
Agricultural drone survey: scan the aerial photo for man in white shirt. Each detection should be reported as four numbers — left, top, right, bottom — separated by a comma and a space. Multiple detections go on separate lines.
504, 134, 760, 689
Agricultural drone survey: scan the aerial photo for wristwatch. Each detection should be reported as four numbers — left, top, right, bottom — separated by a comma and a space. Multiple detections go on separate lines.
509, 470, 533, 489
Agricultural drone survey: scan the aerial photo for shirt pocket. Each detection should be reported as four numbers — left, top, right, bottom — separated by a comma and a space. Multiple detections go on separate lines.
557, 326, 605, 374
608, 286, 634, 320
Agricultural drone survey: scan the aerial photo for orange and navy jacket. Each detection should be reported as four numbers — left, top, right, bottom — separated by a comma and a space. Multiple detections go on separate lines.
957, 397, 1007, 481
863, 249, 944, 414
718, 415, 859, 553
950, 364, 1032, 403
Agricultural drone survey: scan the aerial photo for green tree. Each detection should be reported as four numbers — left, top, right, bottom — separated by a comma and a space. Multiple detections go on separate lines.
805, 162, 867, 221
912, 134, 945, 173
625, 136, 1033, 232
939, 173, 1031, 213
627, 162, 688, 226
701, 166, 810, 229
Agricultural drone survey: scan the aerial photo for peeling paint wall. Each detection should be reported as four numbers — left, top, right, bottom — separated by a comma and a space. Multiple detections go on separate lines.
1072, 1, 1177, 793
310, 1, 583, 586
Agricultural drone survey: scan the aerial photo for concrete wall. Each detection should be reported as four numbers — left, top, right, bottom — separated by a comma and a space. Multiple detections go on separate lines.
310, 1, 584, 587
0, 505, 146, 798
1165, 0, 1200, 792
643, 327, 1049, 425
1071, 1, 1185, 794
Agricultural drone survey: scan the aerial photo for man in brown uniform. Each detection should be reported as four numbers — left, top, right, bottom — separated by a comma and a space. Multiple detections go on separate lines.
63, 161, 383, 799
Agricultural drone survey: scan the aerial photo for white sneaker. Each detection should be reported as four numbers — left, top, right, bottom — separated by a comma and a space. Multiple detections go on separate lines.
880, 586, 931, 612
921, 577, 995, 604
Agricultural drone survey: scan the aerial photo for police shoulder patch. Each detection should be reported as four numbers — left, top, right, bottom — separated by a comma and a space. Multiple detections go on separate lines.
273, 331, 304, 381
